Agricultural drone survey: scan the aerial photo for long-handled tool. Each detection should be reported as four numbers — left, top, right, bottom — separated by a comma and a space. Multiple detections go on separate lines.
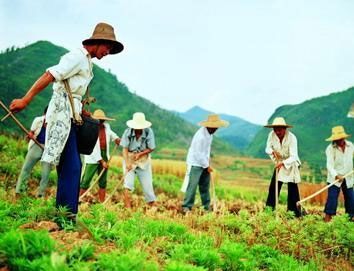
103, 152, 153, 205
275, 168, 279, 211
296, 170, 354, 209
0, 99, 44, 149
103, 169, 132, 205
79, 144, 118, 201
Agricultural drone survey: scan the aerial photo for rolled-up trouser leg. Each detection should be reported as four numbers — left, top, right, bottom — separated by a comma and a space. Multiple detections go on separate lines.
324, 184, 340, 216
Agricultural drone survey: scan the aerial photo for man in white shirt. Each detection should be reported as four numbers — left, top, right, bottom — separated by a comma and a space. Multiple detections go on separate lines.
324, 125, 354, 222
264, 117, 302, 217
182, 114, 229, 212
15, 106, 51, 197
10, 22, 124, 222
80, 109, 120, 202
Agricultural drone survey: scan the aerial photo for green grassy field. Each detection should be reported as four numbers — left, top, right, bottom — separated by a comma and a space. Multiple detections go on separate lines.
0, 135, 353, 270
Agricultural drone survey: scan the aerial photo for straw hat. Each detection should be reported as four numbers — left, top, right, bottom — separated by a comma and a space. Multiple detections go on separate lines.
198, 114, 229, 128
126, 112, 152, 129
92, 109, 115, 121
326, 126, 350, 141
82, 22, 124, 54
264, 117, 293, 128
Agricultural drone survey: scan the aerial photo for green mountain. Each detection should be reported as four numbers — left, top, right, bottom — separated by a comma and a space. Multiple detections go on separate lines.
179, 106, 261, 150
0, 41, 235, 155
246, 88, 354, 167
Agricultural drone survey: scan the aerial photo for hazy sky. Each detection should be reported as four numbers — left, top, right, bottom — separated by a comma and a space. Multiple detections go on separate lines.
1, 0, 354, 124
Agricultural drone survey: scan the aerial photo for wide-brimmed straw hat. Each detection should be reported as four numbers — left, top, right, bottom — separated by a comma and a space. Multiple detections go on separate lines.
127, 112, 152, 129
264, 117, 293, 128
326, 126, 351, 141
82, 22, 124, 54
92, 109, 115, 121
198, 114, 229, 128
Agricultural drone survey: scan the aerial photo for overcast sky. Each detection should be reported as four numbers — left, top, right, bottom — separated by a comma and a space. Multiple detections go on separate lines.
1, 0, 354, 124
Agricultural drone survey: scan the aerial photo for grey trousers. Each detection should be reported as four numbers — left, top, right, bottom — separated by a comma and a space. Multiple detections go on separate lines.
182, 166, 211, 210
15, 144, 51, 196
123, 163, 156, 203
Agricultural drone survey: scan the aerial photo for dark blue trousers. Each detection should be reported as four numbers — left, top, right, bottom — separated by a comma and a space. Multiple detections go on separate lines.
266, 169, 301, 217
56, 124, 81, 215
324, 179, 354, 218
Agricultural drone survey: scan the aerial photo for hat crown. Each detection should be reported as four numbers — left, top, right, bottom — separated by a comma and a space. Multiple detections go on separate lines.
93, 109, 106, 118
92, 109, 114, 120
132, 112, 146, 122
326, 125, 350, 141
272, 117, 287, 126
127, 112, 152, 129
207, 114, 221, 122
264, 117, 292, 128
91, 22, 116, 40
332, 125, 345, 134
198, 114, 229, 128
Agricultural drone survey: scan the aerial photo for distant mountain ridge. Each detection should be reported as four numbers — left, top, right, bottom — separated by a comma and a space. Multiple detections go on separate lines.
179, 106, 261, 150
0, 41, 236, 155
246, 88, 354, 167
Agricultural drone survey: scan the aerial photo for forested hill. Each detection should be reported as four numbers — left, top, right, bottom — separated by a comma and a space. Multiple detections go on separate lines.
0, 41, 235, 154
246, 88, 354, 167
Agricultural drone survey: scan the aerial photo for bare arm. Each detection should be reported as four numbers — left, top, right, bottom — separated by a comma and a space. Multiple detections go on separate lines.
10, 72, 55, 112
135, 148, 153, 160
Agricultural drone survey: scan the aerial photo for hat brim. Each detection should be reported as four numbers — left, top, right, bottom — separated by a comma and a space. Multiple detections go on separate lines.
325, 134, 351, 141
199, 120, 229, 128
93, 116, 115, 121
126, 120, 152, 129
82, 39, 124, 54
264, 124, 293, 128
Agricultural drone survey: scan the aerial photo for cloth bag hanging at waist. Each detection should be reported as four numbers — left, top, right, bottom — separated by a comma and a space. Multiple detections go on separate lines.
63, 80, 99, 155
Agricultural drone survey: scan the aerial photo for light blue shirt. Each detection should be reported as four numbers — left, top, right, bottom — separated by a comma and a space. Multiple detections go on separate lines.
120, 128, 156, 152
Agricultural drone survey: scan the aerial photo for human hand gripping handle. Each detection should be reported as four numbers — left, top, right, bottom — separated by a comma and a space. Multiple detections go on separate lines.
100, 160, 108, 169
9, 98, 30, 113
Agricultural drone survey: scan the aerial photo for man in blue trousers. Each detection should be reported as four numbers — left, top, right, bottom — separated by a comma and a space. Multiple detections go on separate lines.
10, 22, 124, 222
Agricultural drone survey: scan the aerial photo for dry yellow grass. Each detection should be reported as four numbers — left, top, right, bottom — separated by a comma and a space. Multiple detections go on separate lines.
110, 153, 332, 206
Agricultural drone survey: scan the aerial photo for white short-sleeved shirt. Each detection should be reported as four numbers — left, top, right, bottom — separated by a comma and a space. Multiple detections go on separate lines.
41, 47, 93, 165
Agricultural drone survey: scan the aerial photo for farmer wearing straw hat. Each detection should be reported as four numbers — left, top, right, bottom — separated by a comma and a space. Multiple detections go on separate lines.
80, 109, 120, 202
10, 22, 124, 221
182, 114, 229, 213
120, 112, 157, 207
324, 126, 354, 222
264, 117, 302, 217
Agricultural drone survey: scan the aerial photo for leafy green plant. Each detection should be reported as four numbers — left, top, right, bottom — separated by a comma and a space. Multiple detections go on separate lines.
0, 230, 55, 270
97, 249, 158, 271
